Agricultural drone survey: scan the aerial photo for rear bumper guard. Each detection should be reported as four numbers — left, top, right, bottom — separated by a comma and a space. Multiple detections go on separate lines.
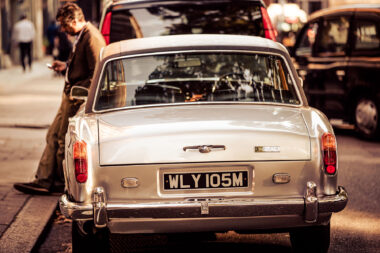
59, 182, 348, 228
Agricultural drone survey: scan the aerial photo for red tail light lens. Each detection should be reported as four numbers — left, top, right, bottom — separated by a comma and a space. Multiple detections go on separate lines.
101, 12, 112, 45
73, 140, 88, 183
321, 133, 337, 175
261, 7, 277, 41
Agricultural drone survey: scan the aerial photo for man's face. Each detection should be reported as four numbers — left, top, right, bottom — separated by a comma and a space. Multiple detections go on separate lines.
60, 19, 78, 36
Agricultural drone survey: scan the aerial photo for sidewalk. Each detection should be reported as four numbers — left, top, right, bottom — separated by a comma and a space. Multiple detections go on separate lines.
0, 57, 62, 128
0, 58, 64, 253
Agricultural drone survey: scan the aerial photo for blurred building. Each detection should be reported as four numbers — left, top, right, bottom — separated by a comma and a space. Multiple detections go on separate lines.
270, 0, 328, 15
0, 0, 60, 69
268, 2, 308, 47
0, 0, 105, 69
297, 0, 328, 15
269, 0, 380, 46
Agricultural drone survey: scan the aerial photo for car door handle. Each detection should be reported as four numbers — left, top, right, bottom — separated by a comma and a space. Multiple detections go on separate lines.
336, 70, 345, 77
183, 145, 226, 153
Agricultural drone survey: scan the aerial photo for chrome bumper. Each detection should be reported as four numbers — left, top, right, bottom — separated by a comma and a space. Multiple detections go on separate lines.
60, 183, 348, 228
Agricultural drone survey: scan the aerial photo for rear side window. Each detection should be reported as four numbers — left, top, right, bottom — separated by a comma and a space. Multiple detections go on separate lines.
295, 22, 319, 56
109, 2, 264, 43
353, 19, 380, 52
315, 16, 350, 56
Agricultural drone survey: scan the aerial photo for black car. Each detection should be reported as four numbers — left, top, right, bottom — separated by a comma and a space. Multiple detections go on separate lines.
291, 4, 380, 139
99, 0, 276, 45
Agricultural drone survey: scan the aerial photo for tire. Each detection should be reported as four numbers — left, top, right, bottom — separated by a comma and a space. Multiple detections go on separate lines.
72, 221, 110, 253
354, 97, 380, 139
289, 223, 330, 253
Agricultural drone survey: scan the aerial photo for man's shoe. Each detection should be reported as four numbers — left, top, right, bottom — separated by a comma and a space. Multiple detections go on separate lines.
13, 182, 50, 195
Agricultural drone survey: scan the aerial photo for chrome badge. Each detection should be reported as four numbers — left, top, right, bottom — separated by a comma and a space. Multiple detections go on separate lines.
255, 146, 280, 153
199, 145, 211, 153
183, 145, 226, 153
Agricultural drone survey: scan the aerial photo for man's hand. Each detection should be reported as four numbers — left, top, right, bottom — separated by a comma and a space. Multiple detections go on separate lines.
51, 60, 67, 72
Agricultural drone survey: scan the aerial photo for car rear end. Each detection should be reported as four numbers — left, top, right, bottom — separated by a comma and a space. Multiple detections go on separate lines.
62, 107, 345, 234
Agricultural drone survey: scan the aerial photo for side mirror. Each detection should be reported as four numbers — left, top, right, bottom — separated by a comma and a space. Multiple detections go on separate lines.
70, 86, 88, 101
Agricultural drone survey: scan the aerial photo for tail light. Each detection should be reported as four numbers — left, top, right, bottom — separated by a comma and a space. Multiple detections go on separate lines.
101, 12, 112, 45
321, 133, 337, 175
73, 140, 88, 183
261, 7, 277, 41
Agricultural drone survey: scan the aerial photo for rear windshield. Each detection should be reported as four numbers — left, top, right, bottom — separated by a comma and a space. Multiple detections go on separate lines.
109, 2, 264, 43
94, 52, 300, 111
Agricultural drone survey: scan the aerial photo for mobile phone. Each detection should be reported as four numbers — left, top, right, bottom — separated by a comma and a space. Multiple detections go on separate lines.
46, 63, 53, 69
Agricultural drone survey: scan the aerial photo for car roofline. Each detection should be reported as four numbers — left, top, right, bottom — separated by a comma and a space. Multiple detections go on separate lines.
309, 4, 380, 21
105, 0, 267, 13
110, 0, 265, 6
101, 34, 285, 60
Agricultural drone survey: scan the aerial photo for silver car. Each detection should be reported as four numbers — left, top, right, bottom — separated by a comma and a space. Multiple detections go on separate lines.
60, 34, 347, 253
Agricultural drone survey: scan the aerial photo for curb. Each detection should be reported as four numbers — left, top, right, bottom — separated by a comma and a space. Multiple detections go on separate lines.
0, 123, 50, 129
0, 195, 59, 253
31, 203, 60, 252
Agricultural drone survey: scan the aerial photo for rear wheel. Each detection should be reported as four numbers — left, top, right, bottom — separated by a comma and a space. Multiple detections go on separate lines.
354, 97, 380, 139
72, 221, 110, 253
289, 223, 330, 253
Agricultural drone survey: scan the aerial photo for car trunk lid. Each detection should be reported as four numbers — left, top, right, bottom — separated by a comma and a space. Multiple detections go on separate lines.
98, 105, 310, 165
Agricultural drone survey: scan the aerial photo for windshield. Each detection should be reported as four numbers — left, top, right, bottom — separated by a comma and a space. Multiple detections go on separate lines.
95, 52, 300, 111
109, 2, 264, 43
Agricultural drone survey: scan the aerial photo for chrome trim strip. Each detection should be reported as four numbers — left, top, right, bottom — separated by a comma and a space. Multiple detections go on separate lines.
92, 49, 303, 113
95, 101, 303, 115
99, 46, 105, 61
319, 186, 348, 213
59, 186, 348, 221
59, 194, 93, 220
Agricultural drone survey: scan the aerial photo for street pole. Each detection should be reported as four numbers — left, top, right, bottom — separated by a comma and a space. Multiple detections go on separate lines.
31, 0, 44, 59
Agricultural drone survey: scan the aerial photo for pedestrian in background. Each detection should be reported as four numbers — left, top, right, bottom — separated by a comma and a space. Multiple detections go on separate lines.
12, 14, 35, 72
46, 21, 58, 55
14, 3, 106, 194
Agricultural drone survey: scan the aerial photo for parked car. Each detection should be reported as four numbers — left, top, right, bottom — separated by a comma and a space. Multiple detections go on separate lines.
59, 34, 347, 253
99, 0, 277, 45
290, 4, 380, 139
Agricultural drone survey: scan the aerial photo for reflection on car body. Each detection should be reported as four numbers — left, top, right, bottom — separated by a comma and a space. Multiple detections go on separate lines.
60, 34, 347, 253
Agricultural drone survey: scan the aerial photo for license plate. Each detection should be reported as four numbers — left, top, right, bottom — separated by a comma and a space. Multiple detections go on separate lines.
163, 171, 248, 190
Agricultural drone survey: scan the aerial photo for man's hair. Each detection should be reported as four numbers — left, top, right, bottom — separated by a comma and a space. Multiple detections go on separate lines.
56, 3, 85, 24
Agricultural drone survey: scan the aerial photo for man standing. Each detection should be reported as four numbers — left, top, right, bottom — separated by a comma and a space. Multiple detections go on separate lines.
14, 3, 106, 194
12, 14, 35, 72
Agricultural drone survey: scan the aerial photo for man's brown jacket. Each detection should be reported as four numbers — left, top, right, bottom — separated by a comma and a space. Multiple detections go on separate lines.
64, 22, 106, 95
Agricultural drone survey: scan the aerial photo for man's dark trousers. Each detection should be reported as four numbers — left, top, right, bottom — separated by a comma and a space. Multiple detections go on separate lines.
34, 93, 82, 190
